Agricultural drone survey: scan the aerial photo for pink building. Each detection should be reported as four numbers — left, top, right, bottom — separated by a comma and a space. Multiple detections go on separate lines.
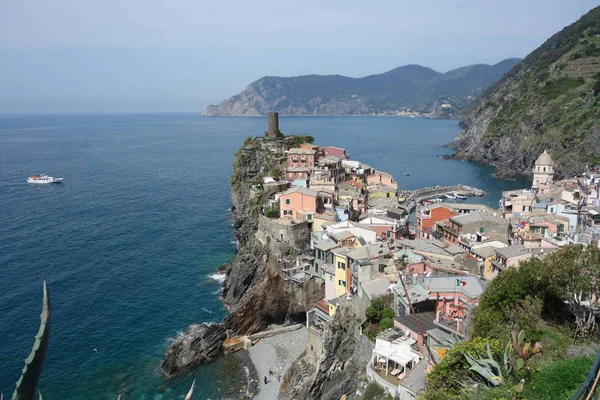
287, 148, 318, 169
366, 170, 397, 191
279, 186, 320, 221
321, 146, 348, 159
490, 244, 532, 276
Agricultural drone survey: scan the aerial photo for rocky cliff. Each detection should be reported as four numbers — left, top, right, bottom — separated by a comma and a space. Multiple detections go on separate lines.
280, 304, 364, 400
203, 59, 520, 117
448, 6, 600, 179
161, 138, 323, 378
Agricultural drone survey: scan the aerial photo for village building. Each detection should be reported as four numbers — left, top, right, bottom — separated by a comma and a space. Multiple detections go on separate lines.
435, 212, 508, 245
279, 186, 321, 222
489, 244, 533, 277
395, 238, 455, 262
500, 189, 536, 219
366, 328, 425, 399
359, 214, 407, 240
471, 245, 506, 280
325, 220, 379, 244
393, 275, 484, 339
416, 204, 458, 240
332, 247, 352, 297
347, 242, 396, 290
532, 150, 555, 190
321, 146, 349, 159
367, 170, 398, 191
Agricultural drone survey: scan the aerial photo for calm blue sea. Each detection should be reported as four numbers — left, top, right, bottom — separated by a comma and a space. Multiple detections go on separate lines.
0, 114, 529, 399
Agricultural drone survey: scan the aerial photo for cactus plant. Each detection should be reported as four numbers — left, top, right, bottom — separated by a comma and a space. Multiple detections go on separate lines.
464, 342, 504, 386
12, 280, 50, 400
509, 330, 542, 375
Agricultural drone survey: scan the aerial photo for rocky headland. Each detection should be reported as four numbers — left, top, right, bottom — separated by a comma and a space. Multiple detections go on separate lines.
161, 137, 323, 379
447, 6, 600, 179
203, 59, 520, 118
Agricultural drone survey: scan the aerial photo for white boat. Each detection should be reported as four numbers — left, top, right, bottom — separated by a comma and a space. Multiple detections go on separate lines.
27, 174, 64, 184
444, 193, 456, 199
455, 193, 467, 200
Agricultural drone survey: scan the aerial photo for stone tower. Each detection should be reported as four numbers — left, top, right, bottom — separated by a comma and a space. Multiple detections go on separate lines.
266, 112, 279, 139
532, 150, 554, 186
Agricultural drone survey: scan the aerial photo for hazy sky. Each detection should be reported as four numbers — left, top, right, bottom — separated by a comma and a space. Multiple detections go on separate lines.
0, 0, 598, 114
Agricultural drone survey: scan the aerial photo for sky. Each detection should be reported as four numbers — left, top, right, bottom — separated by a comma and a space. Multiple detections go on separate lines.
0, 0, 598, 114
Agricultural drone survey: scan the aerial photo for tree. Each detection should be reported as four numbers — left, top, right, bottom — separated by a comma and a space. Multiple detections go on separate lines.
544, 244, 600, 339
289, 135, 314, 147
379, 317, 394, 331
472, 258, 548, 339
269, 166, 283, 181
381, 307, 395, 319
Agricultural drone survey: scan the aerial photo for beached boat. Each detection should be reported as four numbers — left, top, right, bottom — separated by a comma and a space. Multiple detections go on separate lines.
27, 174, 64, 184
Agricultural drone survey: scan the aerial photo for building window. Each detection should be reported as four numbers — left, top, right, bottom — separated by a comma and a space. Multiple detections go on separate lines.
285, 199, 291, 205
338, 280, 346, 287
307, 214, 312, 220
337, 261, 346, 270
479, 227, 484, 233
522, 206, 526, 212
315, 265, 320, 274
543, 167, 546, 172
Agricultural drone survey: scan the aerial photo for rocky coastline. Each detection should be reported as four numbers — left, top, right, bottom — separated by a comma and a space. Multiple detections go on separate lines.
161, 136, 322, 380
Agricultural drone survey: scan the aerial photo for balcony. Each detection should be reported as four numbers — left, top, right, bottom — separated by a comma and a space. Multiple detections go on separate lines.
434, 313, 466, 337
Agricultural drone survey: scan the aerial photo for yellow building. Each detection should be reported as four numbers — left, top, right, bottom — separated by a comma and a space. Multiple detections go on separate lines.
332, 248, 351, 298
472, 246, 503, 281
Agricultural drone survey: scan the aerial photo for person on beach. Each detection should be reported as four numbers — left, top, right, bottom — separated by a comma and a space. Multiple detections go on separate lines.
264, 376, 269, 384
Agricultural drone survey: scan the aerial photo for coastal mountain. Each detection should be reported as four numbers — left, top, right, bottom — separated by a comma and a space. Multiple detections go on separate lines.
203, 59, 520, 117
448, 6, 600, 179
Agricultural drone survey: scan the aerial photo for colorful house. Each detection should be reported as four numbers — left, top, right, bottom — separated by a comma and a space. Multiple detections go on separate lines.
321, 146, 349, 159
279, 186, 320, 221
416, 204, 458, 239
366, 170, 398, 191
393, 275, 484, 338
490, 244, 533, 275
287, 148, 318, 168
332, 247, 351, 297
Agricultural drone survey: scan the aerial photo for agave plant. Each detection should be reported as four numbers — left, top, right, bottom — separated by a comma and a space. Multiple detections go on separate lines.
464, 341, 504, 386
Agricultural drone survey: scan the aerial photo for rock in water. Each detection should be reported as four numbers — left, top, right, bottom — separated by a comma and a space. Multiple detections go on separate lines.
160, 323, 227, 378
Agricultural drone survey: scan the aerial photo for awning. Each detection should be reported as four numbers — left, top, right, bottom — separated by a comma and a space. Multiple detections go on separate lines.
504, 201, 512, 206
374, 347, 420, 367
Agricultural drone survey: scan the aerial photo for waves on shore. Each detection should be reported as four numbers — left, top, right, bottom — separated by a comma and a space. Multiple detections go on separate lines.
208, 273, 227, 283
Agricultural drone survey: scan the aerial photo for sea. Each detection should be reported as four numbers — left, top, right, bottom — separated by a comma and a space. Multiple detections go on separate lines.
0, 114, 530, 399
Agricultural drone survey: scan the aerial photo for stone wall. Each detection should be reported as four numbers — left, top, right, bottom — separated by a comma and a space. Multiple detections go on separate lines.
256, 215, 311, 253
354, 327, 375, 367
306, 327, 324, 364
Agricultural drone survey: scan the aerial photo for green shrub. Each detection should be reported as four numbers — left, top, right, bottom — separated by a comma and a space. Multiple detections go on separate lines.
379, 317, 394, 331
361, 381, 392, 400
381, 307, 395, 319
426, 337, 505, 400
265, 207, 279, 218
289, 135, 315, 147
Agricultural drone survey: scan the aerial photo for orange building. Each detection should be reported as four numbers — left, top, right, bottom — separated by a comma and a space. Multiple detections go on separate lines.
416, 204, 457, 239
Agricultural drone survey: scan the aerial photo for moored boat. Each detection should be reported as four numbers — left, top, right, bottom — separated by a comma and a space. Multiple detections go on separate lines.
27, 174, 64, 184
